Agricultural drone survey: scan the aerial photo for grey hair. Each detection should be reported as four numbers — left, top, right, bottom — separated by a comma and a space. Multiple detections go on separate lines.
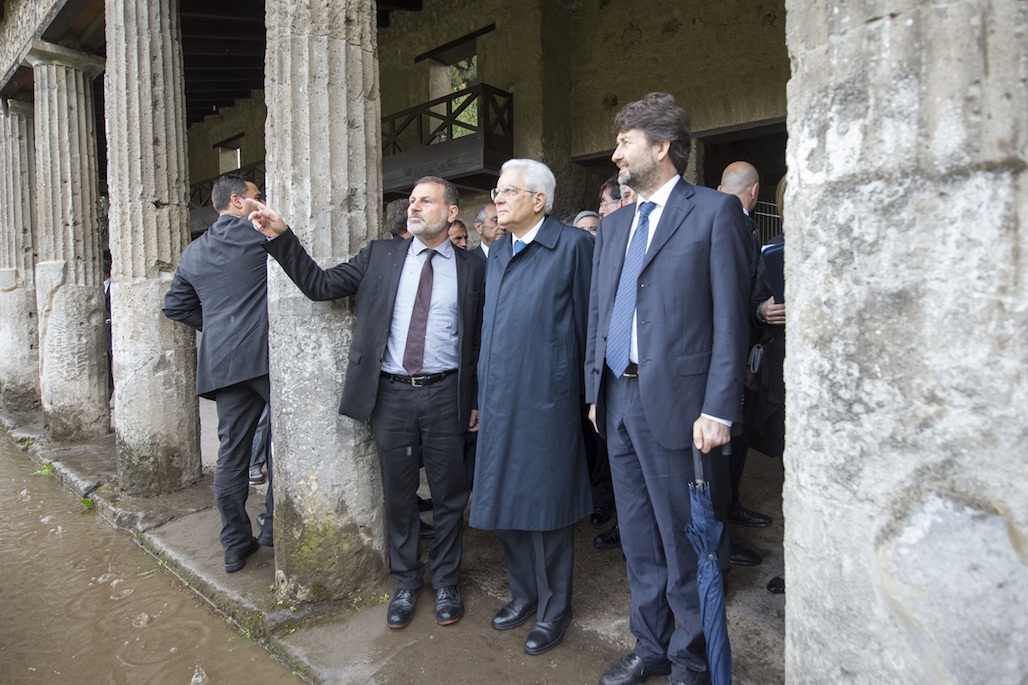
574, 210, 600, 225
475, 203, 495, 225
500, 158, 556, 214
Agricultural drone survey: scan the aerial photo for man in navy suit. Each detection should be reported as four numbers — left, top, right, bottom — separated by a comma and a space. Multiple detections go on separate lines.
163, 173, 274, 574
585, 93, 750, 685
245, 177, 484, 631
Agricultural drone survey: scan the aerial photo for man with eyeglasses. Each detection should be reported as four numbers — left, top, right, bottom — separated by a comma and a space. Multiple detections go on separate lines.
244, 176, 485, 632
598, 176, 622, 218
471, 159, 594, 657
471, 203, 504, 259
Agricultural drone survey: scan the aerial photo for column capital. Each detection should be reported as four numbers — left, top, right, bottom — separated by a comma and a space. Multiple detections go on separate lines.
3, 98, 34, 118
23, 40, 106, 77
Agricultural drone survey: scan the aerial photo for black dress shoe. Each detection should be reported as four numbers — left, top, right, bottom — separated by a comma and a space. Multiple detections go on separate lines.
729, 541, 762, 566
417, 496, 433, 512
590, 505, 613, 527
257, 514, 274, 547
598, 653, 672, 685
727, 503, 772, 527
767, 575, 785, 594
492, 600, 538, 631
523, 613, 571, 656
224, 537, 260, 573
420, 519, 434, 540
387, 586, 422, 628
434, 586, 464, 625
594, 524, 621, 549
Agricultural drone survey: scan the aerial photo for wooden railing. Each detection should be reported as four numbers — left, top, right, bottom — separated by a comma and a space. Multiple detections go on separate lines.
381, 84, 513, 156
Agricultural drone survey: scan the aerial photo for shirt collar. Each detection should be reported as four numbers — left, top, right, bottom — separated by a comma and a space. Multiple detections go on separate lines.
411, 235, 454, 259
636, 174, 680, 210
512, 216, 545, 249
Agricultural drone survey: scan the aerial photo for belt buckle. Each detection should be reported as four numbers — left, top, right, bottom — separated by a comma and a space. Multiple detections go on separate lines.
409, 374, 428, 388
622, 363, 639, 378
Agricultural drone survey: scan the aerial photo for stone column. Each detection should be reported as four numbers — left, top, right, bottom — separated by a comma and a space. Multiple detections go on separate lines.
24, 41, 109, 441
784, 1, 1027, 682
264, 0, 387, 603
0, 99, 41, 412
104, 0, 201, 495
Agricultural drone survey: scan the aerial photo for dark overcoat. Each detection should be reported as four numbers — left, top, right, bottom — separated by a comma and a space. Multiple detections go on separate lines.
470, 216, 594, 531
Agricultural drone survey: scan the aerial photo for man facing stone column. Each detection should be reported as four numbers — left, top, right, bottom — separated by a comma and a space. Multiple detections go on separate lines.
0, 98, 40, 412
23, 40, 108, 441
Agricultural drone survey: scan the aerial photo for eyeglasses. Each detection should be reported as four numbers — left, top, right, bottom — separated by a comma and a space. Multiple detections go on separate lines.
491, 186, 535, 201
599, 199, 621, 208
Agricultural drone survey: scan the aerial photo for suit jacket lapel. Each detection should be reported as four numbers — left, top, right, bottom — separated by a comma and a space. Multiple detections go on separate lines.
603, 208, 634, 295
454, 248, 469, 337
383, 237, 411, 313
643, 179, 694, 270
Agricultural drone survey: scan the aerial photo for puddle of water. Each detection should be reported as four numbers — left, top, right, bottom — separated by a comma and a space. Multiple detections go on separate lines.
0, 440, 303, 685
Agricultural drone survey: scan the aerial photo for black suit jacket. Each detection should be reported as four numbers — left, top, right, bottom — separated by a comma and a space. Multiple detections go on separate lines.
470, 245, 487, 261
163, 214, 270, 399
264, 229, 485, 424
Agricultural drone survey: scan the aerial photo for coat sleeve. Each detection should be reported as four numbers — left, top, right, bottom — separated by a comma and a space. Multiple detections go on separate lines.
162, 268, 203, 331
703, 197, 751, 421
263, 228, 370, 301
572, 230, 594, 392
584, 223, 605, 405
468, 256, 485, 410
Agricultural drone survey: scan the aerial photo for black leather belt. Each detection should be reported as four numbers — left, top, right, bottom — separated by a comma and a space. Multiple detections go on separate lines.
383, 369, 457, 388
607, 363, 639, 378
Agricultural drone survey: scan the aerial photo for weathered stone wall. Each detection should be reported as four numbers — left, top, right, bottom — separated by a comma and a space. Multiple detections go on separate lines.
185, 90, 267, 186
569, 1, 788, 157
264, 0, 387, 603
0, 99, 40, 410
105, 0, 201, 496
784, 1, 1027, 682
378, 0, 788, 212
0, 0, 58, 77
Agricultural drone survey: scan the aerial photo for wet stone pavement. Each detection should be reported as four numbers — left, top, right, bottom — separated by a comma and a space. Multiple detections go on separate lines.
2, 403, 785, 684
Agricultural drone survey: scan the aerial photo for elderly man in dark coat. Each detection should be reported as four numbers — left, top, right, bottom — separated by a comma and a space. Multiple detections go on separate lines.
471, 158, 594, 657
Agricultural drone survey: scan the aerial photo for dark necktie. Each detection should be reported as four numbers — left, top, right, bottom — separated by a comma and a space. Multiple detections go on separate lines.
606, 201, 657, 377
403, 249, 436, 374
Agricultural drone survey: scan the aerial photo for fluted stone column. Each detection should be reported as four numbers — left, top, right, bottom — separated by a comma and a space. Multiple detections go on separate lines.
265, 0, 387, 602
0, 99, 40, 412
24, 41, 109, 441
104, 0, 201, 495
784, 1, 1027, 682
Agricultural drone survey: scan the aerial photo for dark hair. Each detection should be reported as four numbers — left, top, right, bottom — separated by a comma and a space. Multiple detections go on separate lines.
385, 198, 409, 237
599, 176, 621, 201
611, 92, 692, 173
211, 173, 255, 212
414, 176, 460, 208
451, 219, 467, 231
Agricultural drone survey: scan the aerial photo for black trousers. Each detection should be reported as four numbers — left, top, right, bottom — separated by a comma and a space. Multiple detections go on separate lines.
213, 375, 273, 557
371, 373, 470, 590
497, 525, 575, 623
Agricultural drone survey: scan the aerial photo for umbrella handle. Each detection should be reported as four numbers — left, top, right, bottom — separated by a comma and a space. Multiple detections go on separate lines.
692, 442, 732, 487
